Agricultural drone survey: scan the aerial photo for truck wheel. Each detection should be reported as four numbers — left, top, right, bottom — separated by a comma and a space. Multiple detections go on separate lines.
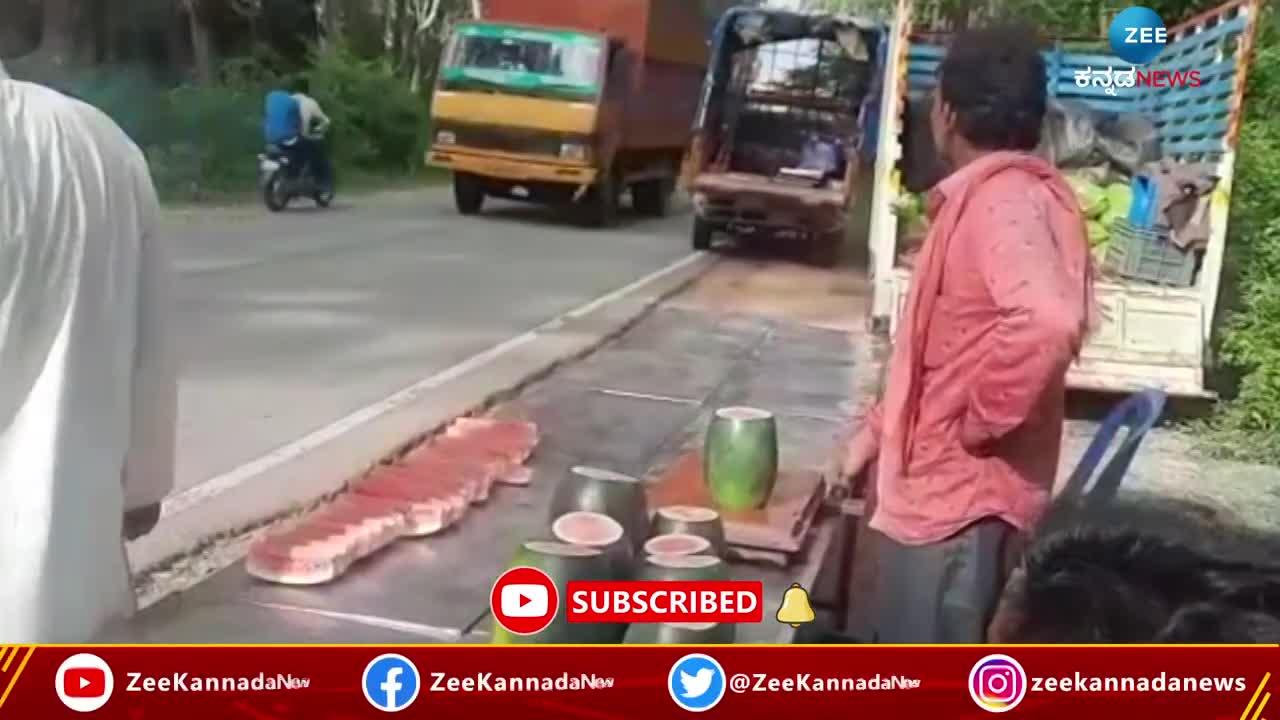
632, 179, 670, 217
808, 230, 843, 268
692, 217, 714, 251
580, 170, 619, 228
454, 173, 484, 215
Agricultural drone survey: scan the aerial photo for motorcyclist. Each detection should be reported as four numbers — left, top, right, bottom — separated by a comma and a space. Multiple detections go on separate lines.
262, 80, 333, 191
291, 78, 333, 191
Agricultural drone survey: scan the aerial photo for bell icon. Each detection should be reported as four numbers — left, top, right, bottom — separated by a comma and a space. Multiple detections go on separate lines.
775, 583, 816, 628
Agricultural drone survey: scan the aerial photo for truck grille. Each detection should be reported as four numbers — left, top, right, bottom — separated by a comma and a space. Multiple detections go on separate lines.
436, 123, 583, 158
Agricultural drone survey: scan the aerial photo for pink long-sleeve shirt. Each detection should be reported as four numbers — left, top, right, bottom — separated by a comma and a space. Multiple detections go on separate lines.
864, 153, 1092, 546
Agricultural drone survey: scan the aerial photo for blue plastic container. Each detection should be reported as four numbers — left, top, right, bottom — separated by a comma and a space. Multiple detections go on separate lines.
1128, 175, 1159, 228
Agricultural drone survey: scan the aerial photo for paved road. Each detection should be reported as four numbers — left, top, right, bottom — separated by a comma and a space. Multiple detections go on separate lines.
169, 187, 694, 494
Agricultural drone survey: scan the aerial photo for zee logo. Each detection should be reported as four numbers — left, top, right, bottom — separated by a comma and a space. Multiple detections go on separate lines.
1109, 7, 1167, 65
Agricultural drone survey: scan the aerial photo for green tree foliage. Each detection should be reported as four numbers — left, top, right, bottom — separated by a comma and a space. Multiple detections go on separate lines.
1201, 9, 1280, 463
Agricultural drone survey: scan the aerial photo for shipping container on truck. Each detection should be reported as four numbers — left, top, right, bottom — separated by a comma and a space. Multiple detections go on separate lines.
427, 0, 737, 227
864, 0, 1263, 398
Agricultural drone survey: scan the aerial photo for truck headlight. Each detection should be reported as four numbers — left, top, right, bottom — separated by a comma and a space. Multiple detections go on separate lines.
560, 143, 587, 161
436, 130, 457, 145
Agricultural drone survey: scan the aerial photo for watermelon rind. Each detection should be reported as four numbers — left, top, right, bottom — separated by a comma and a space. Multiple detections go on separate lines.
651, 505, 727, 557
549, 466, 649, 555
704, 406, 778, 511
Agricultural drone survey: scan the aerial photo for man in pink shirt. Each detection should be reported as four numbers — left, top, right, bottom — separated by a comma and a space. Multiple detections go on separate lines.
842, 24, 1095, 643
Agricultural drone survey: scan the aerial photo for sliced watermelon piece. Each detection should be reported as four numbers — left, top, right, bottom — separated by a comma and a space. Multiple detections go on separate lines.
446, 417, 539, 463
247, 543, 345, 585
345, 493, 453, 538
401, 448, 493, 502
643, 533, 712, 558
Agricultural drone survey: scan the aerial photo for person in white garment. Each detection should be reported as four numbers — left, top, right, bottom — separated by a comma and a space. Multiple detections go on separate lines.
0, 58, 178, 642
291, 77, 333, 191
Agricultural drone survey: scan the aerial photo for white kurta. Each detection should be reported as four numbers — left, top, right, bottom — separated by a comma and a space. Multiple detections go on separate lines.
0, 73, 177, 642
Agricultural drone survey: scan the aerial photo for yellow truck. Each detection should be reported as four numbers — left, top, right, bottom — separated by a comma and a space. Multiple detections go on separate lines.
426, 0, 734, 227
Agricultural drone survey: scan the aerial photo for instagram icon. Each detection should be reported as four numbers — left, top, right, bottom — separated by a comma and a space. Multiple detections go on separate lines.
968, 654, 1027, 712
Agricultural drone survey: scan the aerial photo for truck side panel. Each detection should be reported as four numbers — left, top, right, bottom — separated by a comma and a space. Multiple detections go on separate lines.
478, 0, 728, 153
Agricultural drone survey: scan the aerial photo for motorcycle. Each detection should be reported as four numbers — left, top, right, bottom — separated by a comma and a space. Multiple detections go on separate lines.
258, 141, 335, 212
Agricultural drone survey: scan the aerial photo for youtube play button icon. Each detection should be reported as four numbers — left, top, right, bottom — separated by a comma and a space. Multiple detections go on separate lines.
55, 653, 114, 712
490, 566, 558, 637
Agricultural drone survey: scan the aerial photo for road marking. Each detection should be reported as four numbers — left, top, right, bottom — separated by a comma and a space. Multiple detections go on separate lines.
157, 251, 707, 520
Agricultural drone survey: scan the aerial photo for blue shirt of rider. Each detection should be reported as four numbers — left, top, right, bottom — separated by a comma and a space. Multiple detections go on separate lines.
264, 91, 301, 146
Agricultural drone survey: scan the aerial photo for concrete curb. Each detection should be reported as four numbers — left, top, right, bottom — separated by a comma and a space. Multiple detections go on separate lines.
128, 252, 716, 586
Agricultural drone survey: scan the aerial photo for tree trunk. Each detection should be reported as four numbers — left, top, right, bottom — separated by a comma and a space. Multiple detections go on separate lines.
186, 2, 215, 85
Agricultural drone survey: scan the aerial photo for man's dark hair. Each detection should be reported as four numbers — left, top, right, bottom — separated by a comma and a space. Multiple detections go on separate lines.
291, 77, 310, 95
937, 23, 1047, 151
997, 529, 1280, 643
1156, 603, 1280, 644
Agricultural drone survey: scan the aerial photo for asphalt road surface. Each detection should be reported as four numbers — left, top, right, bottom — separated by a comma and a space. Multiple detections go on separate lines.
169, 187, 693, 495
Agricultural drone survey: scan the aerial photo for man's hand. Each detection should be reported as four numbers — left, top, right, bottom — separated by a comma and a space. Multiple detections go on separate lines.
123, 503, 162, 541
839, 425, 878, 495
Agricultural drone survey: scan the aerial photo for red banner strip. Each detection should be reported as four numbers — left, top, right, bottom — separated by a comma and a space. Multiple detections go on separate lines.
3, 645, 1276, 718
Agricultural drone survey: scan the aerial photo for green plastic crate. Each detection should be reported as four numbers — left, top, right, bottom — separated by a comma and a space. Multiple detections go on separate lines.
1103, 219, 1198, 288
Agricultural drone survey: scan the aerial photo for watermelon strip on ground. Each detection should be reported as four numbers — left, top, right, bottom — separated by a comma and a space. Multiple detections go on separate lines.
343, 492, 455, 538
246, 543, 348, 585
306, 496, 406, 556
444, 418, 539, 463
395, 452, 492, 503
351, 467, 469, 532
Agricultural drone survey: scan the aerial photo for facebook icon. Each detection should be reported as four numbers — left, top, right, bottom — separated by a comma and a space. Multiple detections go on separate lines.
362, 653, 421, 712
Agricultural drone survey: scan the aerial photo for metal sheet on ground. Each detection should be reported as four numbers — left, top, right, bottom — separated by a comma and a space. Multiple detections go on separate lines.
98, 601, 429, 644
556, 347, 733, 402
509, 379, 704, 477
180, 451, 583, 636
608, 308, 771, 360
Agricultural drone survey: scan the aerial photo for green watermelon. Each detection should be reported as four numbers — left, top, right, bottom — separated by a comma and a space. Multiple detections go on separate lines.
490, 541, 617, 645
552, 511, 635, 580
623, 621, 735, 645
651, 505, 727, 557
549, 466, 649, 555
704, 407, 778, 511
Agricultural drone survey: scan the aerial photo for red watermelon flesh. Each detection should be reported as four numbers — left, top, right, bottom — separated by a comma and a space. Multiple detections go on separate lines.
352, 467, 469, 526
400, 448, 493, 502
415, 437, 510, 476
307, 497, 405, 555
252, 524, 359, 566
643, 534, 713, 557
445, 418, 538, 463
344, 492, 453, 538
247, 543, 345, 585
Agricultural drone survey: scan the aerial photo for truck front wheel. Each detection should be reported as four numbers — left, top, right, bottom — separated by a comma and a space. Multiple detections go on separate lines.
692, 217, 714, 251
453, 172, 485, 215
579, 170, 619, 228
632, 178, 671, 217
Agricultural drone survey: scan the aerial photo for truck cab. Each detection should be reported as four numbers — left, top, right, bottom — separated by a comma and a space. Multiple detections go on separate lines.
429, 1, 731, 228
428, 22, 613, 222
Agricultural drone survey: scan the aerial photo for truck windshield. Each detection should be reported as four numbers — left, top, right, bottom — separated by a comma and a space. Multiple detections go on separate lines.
441, 24, 604, 100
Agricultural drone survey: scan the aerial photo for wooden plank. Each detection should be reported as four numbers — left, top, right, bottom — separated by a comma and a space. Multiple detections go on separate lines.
646, 450, 826, 555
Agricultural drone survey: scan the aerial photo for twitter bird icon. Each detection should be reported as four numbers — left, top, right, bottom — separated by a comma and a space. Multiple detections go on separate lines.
667, 654, 726, 712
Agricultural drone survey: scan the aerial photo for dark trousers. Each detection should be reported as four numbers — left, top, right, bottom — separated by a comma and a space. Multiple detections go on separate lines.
284, 137, 332, 188
870, 518, 1016, 643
